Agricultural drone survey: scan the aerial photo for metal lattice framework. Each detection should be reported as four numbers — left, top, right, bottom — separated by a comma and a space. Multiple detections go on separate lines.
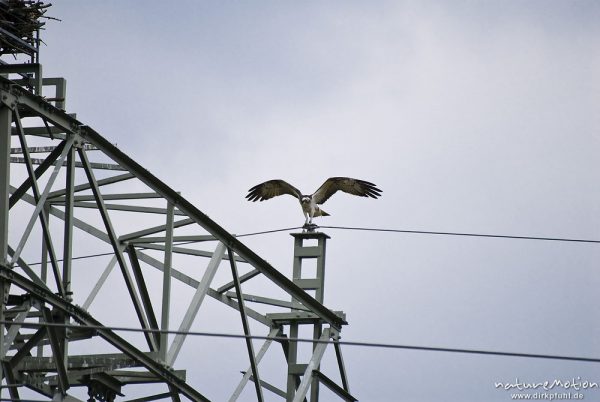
0, 65, 355, 401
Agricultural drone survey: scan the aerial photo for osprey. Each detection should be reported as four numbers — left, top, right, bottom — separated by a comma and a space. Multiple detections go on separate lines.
246, 177, 382, 225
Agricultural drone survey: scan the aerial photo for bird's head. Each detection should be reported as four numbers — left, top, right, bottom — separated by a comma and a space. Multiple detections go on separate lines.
301, 196, 311, 204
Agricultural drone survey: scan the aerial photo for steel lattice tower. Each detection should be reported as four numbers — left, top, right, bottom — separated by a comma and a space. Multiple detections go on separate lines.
0, 2, 356, 401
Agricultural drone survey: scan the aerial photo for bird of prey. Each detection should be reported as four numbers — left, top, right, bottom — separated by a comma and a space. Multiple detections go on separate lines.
246, 177, 382, 225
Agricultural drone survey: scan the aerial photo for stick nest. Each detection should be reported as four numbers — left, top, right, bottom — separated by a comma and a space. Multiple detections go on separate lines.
0, 0, 54, 57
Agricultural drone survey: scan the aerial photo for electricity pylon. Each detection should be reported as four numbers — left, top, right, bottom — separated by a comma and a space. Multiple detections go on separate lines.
0, 3, 355, 401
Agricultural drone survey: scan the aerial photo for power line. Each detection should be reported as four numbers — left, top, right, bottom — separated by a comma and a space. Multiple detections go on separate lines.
235, 226, 303, 238
27, 250, 115, 266
24, 224, 599, 267
320, 225, 600, 244
25, 227, 305, 266
162, 226, 304, 247
2, 320, 598, 364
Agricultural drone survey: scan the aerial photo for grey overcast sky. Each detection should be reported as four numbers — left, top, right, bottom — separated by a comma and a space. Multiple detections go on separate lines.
29, 1, 600, 401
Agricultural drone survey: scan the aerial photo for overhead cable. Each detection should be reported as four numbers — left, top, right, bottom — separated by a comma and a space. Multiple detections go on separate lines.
24, 224, 599, 267
1, 320, 597, 364
320, 225, 600, 244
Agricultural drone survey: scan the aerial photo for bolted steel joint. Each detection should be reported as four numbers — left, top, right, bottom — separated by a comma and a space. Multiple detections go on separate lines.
0, 90, 18, 109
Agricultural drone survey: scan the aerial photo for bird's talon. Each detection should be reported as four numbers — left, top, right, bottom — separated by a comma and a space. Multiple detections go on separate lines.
302, 223, 319, 232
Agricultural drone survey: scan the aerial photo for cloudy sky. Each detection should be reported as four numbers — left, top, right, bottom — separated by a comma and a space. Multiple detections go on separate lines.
24, 1, 600, 401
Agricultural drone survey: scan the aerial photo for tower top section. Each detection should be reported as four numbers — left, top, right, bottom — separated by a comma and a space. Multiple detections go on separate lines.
0, 0, 52, 62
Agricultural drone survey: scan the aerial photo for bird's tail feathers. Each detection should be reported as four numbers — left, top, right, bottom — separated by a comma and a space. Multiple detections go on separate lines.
316, 209, 330, 217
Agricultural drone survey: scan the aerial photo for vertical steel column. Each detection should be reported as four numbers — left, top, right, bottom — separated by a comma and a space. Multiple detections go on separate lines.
0, 104, 10, 265
0, 104, 11, 392
160, 202, 175, 362
228, 247, 264, 402
286, 324, 300, 400
61, 146, 75, 373
38, 206, 49, 358
0, 279, 4, 395
229, 326, 281, 401
311, 234, 327, 401
62, 146, 75, 299
287, 231, 330, 402
292, 328, 331, 402
334, 339, 350, 393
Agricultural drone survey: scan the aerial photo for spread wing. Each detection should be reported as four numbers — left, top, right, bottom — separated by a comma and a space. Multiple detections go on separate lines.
246, 179, 302, 202
312, 177, 382, 205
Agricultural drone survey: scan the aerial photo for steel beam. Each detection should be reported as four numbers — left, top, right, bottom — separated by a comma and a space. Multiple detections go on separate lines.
0, 103, 11, 265
134, 250, 199, 287
2, 303, 31, 352
81, 253, 119, 311
78, 147, 158, 352
167, 242, 226, 365
0, 64, 42, 94
0, 277, 6, 390
4, 80, 77, 134
108, 369, 184, 384
126, 235, 218, 244
286, 323, 300, 400
2, 361, 20, 400
160, 203, 174, 361
11, 144, 62, 154
229, 327, 280, 401
57, 154, 75, 278
292, 328, 331, 402
216, 269, 260, 294
246, 374, 287, 398
225, 291, 310, 311
70, 201, 187, 215
128, 246, 161, 350
41, 307, 69, 394
0, 27, 38, 56
10, 155, 126, 171
18, 353, 144, 372
334, 340, 350, 393
312, 371, 356, 402
8, 139, 67, 209
80, 248, 146, 314
119, 218, 194, 242
228, 247, 264, 402
208, 288, 273, 328
11, 124, 66, 138
10, 327, 46, 367
7, 245, 49, 287
47, 172, 135, 200
136, 243, 246, 263
42, 77, 67, 110
49, 192, 163, 202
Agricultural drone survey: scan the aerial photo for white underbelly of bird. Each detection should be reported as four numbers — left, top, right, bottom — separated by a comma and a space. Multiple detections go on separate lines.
301, 198, 330, 224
